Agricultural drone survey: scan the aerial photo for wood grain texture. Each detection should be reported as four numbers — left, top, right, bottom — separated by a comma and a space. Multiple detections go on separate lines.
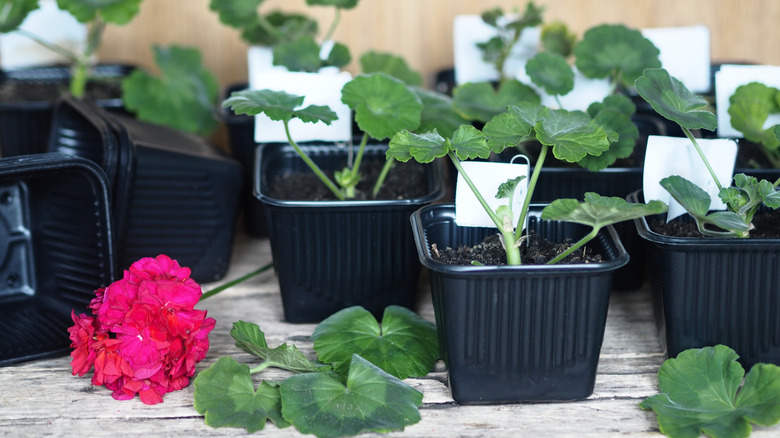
96, 0, 780, 90
2, 234, 780, 437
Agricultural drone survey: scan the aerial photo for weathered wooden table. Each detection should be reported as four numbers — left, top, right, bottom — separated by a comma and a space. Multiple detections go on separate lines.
2, 234, 778, 437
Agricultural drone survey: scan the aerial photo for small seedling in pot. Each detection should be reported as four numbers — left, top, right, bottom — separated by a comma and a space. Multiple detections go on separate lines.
728, 81, 780, 168
635, 68, 780, 238
388, 102, 667, 265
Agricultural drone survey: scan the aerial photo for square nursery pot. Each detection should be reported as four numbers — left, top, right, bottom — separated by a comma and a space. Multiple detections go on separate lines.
411, 204, 628, 403
629, 190, 780, 369
0, 153, 117, 365
256, 142, 446, 323
0, 64, 132, 158
46, 95, 242, 282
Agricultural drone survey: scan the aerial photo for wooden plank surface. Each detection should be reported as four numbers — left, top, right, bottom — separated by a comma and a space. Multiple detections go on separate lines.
1, 234, 779, 437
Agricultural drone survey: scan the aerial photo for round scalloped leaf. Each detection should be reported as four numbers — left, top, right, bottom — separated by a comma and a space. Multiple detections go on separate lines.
312, 306, 438, 379
388, 130, 447, 163
222, 88, 337, 125
0, 0, 38, 33
453, 80, 540, 123
273, 36, 323, 72
341, 73, 422, 140
525, 52, 574, 97
121, 45, 219, 136
280, 355, 423, 438
450, 124, 490, 160
728, 82, 780, 149
635, 68, 717, 131
482, 111, 534, 153
574, 23, 660, 87
57, 0, 142, 25
360, 51, 422, 86
578, 106, 638, 171
659, 175, 711, 217
242, 11, 319, 46
208, 0, 261, 28
306, 0, 359, 9
413, 88, 467, 138
541, 21, 577, 57
325, 42, 351, 69
535, 109, 610, 163
541, 193, 667, 228
193, 356, 290, 433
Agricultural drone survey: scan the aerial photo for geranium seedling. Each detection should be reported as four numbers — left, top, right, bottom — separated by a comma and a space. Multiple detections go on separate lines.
728, 82, 780, 167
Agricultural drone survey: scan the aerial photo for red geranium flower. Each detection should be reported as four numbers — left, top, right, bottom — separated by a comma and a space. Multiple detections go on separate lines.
68, 255, 215, 405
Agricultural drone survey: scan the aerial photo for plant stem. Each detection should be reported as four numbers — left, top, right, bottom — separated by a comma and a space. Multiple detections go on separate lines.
546, 227, 599, 264
70, 18, 106, 98
322, 8, 341, 43
351, 133, 369, 181
284, 121, 345, 200
199, 262, 274, 301
372, 159, 394, 198
13, 29, 80, 63
249, 363, 271, 374
683, 126, 723, 191
513, 143, 548, 242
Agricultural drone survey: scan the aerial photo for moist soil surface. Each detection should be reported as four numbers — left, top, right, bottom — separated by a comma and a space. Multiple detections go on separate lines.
0, 79, 122, 103
267, 159, 429, 201
431, 232, 605, 266
650, 210, 780, 238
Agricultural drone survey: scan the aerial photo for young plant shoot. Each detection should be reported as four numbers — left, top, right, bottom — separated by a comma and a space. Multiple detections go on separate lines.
222, 72, 423, 200
476, 2, 544, 84
728, 82, 780, 168
388, 102, 666, 265
635, 68, 780, 237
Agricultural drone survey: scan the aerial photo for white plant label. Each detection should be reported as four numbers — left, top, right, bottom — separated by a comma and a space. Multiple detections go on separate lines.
248, 45, 353, 143
641, 25, 711, 94
452, 14, 540, 85
516, 67, 611, 111
0, 0, 86, 70
643, 135, 737, 222
455, 158, 529, 229
714, 64, 780, 138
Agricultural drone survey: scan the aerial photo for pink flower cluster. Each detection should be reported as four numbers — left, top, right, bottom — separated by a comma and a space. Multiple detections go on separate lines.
68, 255, 215, 405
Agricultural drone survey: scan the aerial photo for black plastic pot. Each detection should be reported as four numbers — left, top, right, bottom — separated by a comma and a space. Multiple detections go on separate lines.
47, 95, 242, 282
0, 153, 117, 366
629, 190, 780, 368
0, 64, 132, 158
411, 203, 628, 403
256, 143, 446, 323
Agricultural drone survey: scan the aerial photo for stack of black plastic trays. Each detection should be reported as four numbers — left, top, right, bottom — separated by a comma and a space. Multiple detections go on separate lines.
0, 153, 117, 365
48, 96, 242, 283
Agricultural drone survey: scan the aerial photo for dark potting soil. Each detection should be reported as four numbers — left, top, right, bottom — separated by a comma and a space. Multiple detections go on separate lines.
650, 210, 780, 238
0, 79, 122, 103
267, 159, 429, 201
431, 232, 604, 266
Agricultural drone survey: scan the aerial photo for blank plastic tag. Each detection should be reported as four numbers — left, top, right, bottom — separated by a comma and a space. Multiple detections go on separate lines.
0, 0, 86, 70
455, 157, 529, 229
715, 64, 780, 138
643, 135, 736, 221
642, 25, 711, 93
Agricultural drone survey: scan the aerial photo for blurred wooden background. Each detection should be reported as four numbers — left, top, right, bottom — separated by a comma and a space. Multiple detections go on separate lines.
98, 0, 780, 90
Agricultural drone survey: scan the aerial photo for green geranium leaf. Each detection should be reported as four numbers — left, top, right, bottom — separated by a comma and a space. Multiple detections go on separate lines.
640, 345, 780, 438
0, 0, 38, 33
273, 36, 323, 72
306, 0, 359, 9
242, 11, 318, 46
541, 21, 577, 57
280, 354, 423, 438
660, 175, 712, 217
387, 130, 447, 163
312, 306, 438, 379
413, 87, 467, 138
535, 109, 610, 162
57, 0, 142, 25
341, 73, 422, 140
579, 105, 638, 171
635, 68, 717, 131
208, 0, 261, 28
231, 321, 326, 374
450, 124, 490, 160
325, 42, 351, 69
705, 211, 752, 233
541, 193, 667, 229
525, 52, 575, 97
480, 7, 503, 27
453, 80, 540, 123
222, 89, 338, 125
496, 176, 526, 199
121, 45, 219, 136
482, 110, 535, 153
728, 82, 780, 150
193, 356, 290, 433
574, 23, 661, 88
360, 51, 422, 86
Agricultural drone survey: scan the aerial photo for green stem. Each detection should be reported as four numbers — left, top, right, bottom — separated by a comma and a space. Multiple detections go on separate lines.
554, 95, 564, 109
322, 7, 341, 42
284, 121, 345, 200
448, 152, 503, 228
70, 18, 106, 98
13, 29, 80, 63
773, 177, 780, 188
199, 262, 274, 301
683, 126, 723, 191
351, 133, 369, 180
372, 159, 394, 198
513, 143, 548, 242
547, 227, 599, 264
249, 363, 271, 374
